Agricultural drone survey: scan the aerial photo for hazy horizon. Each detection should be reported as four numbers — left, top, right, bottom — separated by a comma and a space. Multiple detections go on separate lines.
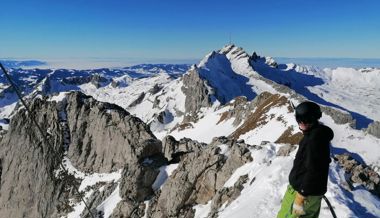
2, 56, 380, 70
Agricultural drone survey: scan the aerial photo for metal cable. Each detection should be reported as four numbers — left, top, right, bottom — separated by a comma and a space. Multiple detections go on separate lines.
0, 63, 96, 218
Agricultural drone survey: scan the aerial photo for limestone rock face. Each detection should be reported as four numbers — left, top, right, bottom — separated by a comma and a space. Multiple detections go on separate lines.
66, 92, 160, 173
148, 137, 252, 217
181, 66, 212, 122
0, 98, 66, 218
0, 91, 164, 218
276, 144, 297, 156
208, 174, 249, 218
119, 163, 160, 202
162, 135, 206, 162
321, 106, 355, 127
365, 121, 380, 138
335, 153, 380, 197
81, 182, 119, 218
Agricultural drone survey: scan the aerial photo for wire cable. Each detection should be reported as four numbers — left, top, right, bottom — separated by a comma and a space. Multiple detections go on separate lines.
0, 63, 96, 218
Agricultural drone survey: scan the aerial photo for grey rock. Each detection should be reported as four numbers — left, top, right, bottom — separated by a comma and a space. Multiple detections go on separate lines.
119, 163, 160, 202
66, 92, 161, 173
62, 76, 92, 85
149, 84, 163, 95
250, 52, 260, 62
111, 200, 147, 218
335, 153, 380, 197
365, 121, 380, 138
321, 106, 355, 127
181, 66, 212, 122
152, 96, 160, 109
208, 174, 249, 218
90, 74, 107, 88
156, 111, 166, 124
216, 96, 249, 126
276, 144, 297, 156
0, 91, 166, 217
162, 135, 207, 163
128, 92, 146, 108
111, 79, 119, 88
81, 182, 119, 218
0, 98, 66, 218
148, 137, 252, 217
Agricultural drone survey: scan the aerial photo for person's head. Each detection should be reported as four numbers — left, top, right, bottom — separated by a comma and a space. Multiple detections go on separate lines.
295, 101, 322, 131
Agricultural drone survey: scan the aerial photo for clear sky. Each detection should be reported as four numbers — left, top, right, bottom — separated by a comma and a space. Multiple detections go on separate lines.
1, 0, 380, 63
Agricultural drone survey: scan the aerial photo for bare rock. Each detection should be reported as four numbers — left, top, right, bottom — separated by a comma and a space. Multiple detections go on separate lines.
128, 92, 146, 108
162, 135, 207, 163
321, 106, 355, 127
111, 200, 147, 218
365, 121, 380, 138
276, 144, 297, 156
0, 98, 66, 218
208, 174, 249, 217
65, 92, 161, 173
335, 153, 380, 197
119, 163, 160, 202
148, 137, 252, 217
111, 79, 119, 88
81, 182, 119, 218
149, 84, 163, 95
181, 66, 212, 122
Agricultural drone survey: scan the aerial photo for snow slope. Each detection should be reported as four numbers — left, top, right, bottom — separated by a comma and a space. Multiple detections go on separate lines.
169, 93, 380, 218
252, 58, 380, 128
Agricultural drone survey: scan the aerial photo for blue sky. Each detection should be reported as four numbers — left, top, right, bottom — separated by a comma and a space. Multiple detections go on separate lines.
1, 0, 380, 63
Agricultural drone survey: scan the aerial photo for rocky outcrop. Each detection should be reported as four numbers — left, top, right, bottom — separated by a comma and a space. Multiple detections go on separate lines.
147, 137, 252, 217
276, 144, 297, 156
111, 79, 119, 88
365, 121, 380, 138
321, 106, 355, 127
334, 153, 380, 197
81, 182, 119, 218
62, 76, 92, 85
181, 66, 212, 122
162, 135, 206, 163
111, 200, 147, 218
208, 174, 249, 218
217, 96, 250, 126
0, 98, 66, 218
0, 91, 167, 217
90, 74, 107, 88
128, 92, 146, 108
230, 92, 290, 140
149, 84, 163, 95
61, 74, 107, 88
119, 161, 161, 202
66, 92, 161, 173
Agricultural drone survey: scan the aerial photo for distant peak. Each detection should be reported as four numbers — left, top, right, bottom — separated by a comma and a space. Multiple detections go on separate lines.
220, 44, 237, 54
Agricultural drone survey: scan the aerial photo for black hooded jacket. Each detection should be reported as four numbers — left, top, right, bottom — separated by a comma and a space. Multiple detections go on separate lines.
289, 123, 334, 196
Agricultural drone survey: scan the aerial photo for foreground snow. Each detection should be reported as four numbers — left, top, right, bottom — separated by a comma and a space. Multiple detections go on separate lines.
193, 143, 380, 218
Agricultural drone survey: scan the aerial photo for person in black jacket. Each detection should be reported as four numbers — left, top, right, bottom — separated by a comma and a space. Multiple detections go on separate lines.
277, 101, 334, 218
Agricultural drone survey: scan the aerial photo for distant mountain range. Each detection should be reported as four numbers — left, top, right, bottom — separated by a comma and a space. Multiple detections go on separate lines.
0, 60, 46, 68
0, 45, 379, 218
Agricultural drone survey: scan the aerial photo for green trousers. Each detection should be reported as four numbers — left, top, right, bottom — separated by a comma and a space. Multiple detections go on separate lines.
277, 185, 323, 218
